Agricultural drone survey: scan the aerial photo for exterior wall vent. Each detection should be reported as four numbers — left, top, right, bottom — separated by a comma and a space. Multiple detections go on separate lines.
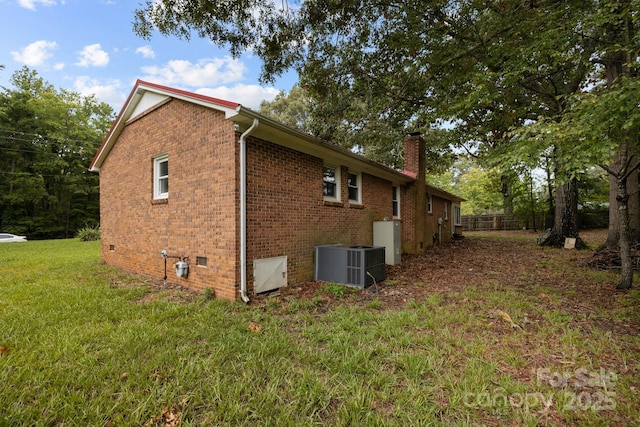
314, 245, 385, 288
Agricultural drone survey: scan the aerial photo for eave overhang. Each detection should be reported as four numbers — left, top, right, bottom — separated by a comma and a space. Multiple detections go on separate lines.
89, 80, 413, 186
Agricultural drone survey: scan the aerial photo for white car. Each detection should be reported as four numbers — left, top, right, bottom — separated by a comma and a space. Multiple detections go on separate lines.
0, 233, 27, 243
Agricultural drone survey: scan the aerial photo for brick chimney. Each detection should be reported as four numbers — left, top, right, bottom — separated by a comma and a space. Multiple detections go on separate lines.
404, 132, 427, 253
403, 132, 423, 177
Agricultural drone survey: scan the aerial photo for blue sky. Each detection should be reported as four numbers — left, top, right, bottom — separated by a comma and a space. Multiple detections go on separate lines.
0, 0, 298, 111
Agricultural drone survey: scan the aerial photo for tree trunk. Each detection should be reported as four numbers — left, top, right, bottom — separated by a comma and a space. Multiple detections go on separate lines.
542, 177, 584, 248
501, 174, 513, 215
606, 157, 640, 249
545, 158, 554, 228
626, 169, 640, 241
603, 1, 639, 249
529, 170, 537, 232
606, 172, 620, 248
616, 175, 633, 289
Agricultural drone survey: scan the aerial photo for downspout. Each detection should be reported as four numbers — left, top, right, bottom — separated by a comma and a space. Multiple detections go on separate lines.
239, 118, 259, 303
414, 134, 427, 253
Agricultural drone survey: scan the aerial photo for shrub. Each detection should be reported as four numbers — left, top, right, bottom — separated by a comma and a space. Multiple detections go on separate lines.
201, 287, 215, 301
76, 225, 101, 241
321, 282, 355, 298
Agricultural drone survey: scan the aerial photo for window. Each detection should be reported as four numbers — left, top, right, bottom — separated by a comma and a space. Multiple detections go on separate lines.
453, 205, 461, 225
444, 202, 449, 220
153, 154, 169, 199
392, 186, 400, 218
323, 165, 340, 200
348, 172, 361, 203
196, 256, 208, 267
428, 194, 433, 213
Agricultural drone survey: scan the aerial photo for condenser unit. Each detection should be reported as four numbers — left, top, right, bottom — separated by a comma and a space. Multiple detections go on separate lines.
314, 244, 385, 288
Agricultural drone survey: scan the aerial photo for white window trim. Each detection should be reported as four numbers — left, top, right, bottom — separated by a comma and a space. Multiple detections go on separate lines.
323, 165, 341, 201
444, 202, 449, 220
153, 154, 169, 199
453, 205, 462, 225
348, 171, 362, 204
392, 185, 400, 219
428, 194, 433, 214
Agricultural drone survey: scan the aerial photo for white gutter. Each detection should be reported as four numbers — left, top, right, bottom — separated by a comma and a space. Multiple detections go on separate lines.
239, 118, 259, 303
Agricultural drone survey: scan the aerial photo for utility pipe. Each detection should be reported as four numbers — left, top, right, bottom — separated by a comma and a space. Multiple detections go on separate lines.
239, 118, 259, 303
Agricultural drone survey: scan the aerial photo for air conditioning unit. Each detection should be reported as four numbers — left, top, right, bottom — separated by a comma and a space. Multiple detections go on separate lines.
314, 244, 386, 288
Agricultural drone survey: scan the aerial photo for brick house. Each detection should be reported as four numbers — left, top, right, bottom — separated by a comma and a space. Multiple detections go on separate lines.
89, 80, 463, 301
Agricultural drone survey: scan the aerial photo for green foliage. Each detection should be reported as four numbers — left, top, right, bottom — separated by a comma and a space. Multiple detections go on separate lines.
0, 67, 114, 239
201, 287, 215, 301
259, 85, 313, 132
133, 0, 639, 172
319, 282, 354, 299
76, 225, 101, 241
432, 159, 505, 215
578, 168, 609, 206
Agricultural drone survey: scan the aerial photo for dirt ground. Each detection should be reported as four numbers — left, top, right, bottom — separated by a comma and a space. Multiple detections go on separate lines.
274, 229, 636, 321
144, 229, 637, 333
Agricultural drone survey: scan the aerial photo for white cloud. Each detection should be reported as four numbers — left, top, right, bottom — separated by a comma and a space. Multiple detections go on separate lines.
197, 84, 280, 110
17, 0, 57, 11
135, 45, 155, 59
73, 76, 125, 109
75, 43, 109, 67
140, 56, 247, 87
11, 40, 58, 66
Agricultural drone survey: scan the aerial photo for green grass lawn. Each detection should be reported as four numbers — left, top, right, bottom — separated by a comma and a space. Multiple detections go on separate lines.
0, 238, 638, 426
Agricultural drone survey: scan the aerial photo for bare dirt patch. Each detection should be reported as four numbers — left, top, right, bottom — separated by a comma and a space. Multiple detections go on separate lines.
276, 229, 631, 315
109, 272, 201, 304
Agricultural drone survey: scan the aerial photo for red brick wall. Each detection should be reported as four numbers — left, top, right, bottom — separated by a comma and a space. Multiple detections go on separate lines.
99, 98, 239, 300
401, 185, 454, 250
403, 133, 421, 175
98, 96, 456, 299
99, 98, 402, 299
245, 138, 393, 289
400, 183, 416, 253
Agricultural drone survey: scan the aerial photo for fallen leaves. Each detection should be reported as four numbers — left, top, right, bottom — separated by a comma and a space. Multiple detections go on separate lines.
492, 309, 524, 331
0, 345, 10, 356
248, 321, 262, 333
145, 399, 188, 427
145, 407, 181, 427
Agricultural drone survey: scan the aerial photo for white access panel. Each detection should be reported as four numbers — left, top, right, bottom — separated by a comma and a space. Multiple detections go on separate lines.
253, 256, 287, 294
373, 221, 401, 265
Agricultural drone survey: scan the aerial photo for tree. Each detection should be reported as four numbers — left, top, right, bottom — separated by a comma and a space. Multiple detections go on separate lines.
510, 0, 640, 288
259, 85, 314, 132
561, 78, 640, 289
433, 156, 547, 228
134, 0, 587, 232
134, 0, 640, 285
0, 67, 114, 239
